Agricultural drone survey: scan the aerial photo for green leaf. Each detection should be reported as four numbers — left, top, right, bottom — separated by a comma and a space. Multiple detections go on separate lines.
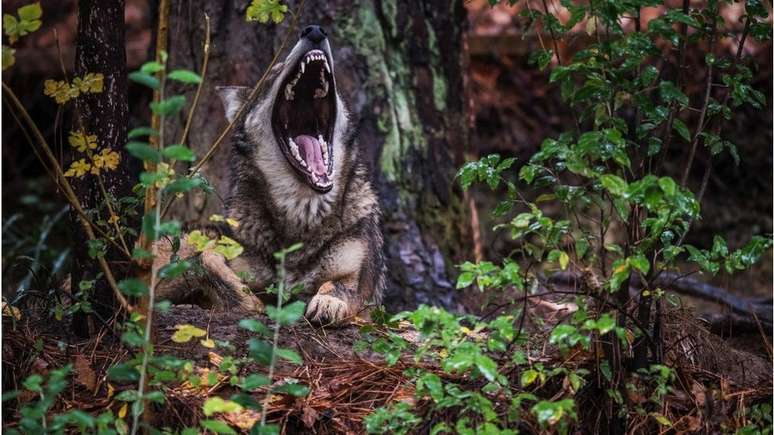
213, 236, 244, 260
167, 69, 203, 84
274, 347, 303, 365
140, 61, 164, 74
150, 95, 187, 116
107, 363, 140, 383
672, 118, 691, 142
248, 339, 273, 365
162, 144, 196, 161
599, 174, 628, 196
18, 3, 42, 21
203, 397, 243, 417
165, 177, 205, 194
128, 71, 160, 90
128, 127, 159, 139
659, 81, 688, 106
266, 301, 305, 326
239, 318, 271, 336
241, 374, 270, 391
658, 176, 677, 197
456, 271, 475, 289
629, 254, 650, 275
246, 0, 288, 23
251, 424, 280, 435
640, 65, 658, 86
609, 260, 630, 291
118, 278, 149, 297
273, 382, 309, 396
521, 369, 539, 387
159, 260, 191, 279
200, 419, 237, 434
474, 355, 498, 382
126, 141, 160, 163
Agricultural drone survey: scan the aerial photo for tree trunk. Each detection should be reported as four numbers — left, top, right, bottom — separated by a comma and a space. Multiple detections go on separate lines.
71, 0, 135, 335
163, 0, 470, 311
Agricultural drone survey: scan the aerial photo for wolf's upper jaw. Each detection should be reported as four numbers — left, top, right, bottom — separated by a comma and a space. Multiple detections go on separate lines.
273, 48, 336, 192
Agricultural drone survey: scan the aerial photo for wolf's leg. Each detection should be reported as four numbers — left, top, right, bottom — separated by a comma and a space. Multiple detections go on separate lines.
305, 234, 383, 324
200, 251, 264, 311
152, 237, 263, 312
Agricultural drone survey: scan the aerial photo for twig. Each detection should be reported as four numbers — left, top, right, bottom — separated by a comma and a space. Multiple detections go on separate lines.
96, 176, 133, 258
133, 0, 170, 431
178, 13, 211, 148
160, 0, 306, 218
2, 82, 132, 313
680, 16, 716, 187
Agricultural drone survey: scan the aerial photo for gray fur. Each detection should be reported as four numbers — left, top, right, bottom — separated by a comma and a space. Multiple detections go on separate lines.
154, 33, 385, 324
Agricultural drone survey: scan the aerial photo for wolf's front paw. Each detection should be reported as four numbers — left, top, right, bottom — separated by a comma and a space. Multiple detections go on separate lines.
306, 282, 350, 325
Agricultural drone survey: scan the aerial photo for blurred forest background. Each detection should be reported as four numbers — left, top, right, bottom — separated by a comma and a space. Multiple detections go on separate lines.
3, 0, 770, 319
2, 0, 772, 432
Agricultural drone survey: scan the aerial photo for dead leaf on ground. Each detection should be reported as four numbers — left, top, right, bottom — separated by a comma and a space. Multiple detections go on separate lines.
74, 354, 97, 390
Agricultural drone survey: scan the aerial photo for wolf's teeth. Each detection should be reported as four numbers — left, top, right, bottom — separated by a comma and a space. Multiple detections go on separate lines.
301, 62, 305, 73
289, 138, 307, 167
285, 84, 294, 101
319, 136, 329, 165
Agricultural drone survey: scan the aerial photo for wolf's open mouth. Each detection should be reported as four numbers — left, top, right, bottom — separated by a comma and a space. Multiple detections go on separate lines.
272, 49, 336, 192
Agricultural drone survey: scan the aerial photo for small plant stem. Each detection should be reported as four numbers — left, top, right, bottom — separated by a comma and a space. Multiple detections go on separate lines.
160, 0, 305, 218
2, 82, 132, 313
655, 0, 691, 175
260, 255, 286, 427
96, 175, 133, 258
178, 14, 211, 148
680, 18, 716, 187
130, 191, 162, 435
133, 0, 169, 431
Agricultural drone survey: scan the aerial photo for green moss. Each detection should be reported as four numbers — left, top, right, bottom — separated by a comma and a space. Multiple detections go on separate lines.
338, 1, 427, 184
425, 23, 447, 112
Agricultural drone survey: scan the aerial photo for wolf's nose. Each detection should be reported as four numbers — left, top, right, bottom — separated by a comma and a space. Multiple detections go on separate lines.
301, 25, 327, 44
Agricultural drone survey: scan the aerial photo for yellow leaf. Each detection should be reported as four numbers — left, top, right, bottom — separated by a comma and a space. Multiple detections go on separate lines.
559, 251, 570, 270
2, 301, 21, 320
72, 72, 104, 93
200, 338, 215, 348
171, 324, 208, 343
108, 214, 120, 225
118, 403, 127, 419
64, 159, 91, 178
2, 45, 15, 71
107, 383, 115, 399
226, 218, 240, 228
92, 148, 120, 172
44, 79, 78, 104
68, 130, 98, 153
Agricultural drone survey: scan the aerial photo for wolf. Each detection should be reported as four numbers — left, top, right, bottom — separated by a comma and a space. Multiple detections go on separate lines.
154, 25, 385, 324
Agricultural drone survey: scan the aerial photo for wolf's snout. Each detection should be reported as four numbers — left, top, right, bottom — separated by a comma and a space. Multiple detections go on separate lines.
301, 25, 327, 44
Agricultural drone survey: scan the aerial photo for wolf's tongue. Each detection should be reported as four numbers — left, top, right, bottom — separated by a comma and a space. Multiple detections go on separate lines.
295, 135, 327, 176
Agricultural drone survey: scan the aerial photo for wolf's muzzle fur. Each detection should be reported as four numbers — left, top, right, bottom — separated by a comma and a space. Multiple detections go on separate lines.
154, 25, 385, 325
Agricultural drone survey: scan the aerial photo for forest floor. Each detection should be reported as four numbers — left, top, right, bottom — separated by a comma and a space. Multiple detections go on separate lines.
3, 288, 772, 433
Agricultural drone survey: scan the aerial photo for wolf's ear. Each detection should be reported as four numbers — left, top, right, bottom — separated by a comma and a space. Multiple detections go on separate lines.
216, 86, 250, 123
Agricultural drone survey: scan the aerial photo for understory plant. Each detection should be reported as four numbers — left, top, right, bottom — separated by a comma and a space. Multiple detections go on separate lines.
364, 0, 771, 433
3, 1, 313, 433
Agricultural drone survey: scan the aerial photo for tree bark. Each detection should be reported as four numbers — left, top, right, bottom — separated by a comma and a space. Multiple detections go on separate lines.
71, 0, 136, 335
163, 0, 470, 312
